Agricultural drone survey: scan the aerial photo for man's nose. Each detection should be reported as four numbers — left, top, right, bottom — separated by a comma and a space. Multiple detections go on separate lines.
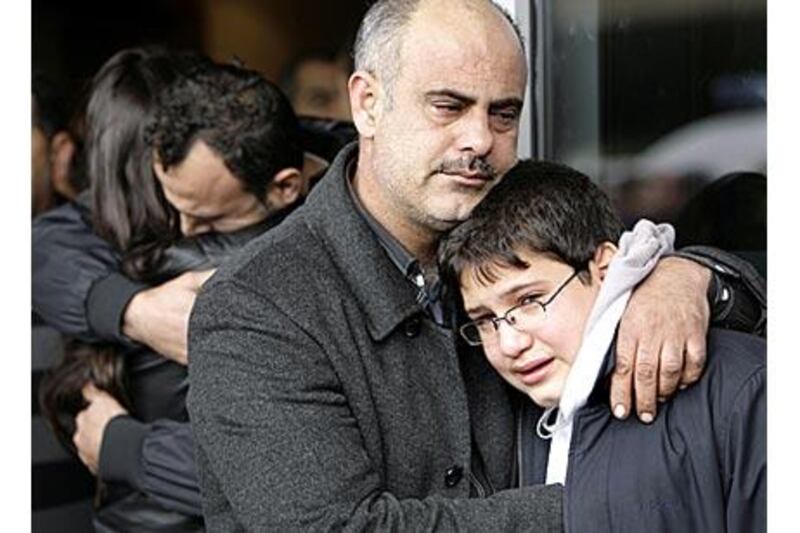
457, 110, 494, 157
496, 320, 533, 358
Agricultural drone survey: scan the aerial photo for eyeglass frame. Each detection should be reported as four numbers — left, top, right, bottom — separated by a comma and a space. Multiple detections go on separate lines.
459, 269, 582, 346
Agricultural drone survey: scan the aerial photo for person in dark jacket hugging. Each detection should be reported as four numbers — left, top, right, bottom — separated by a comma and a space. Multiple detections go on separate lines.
37, 47, 308, 531
439, 159, 765, 533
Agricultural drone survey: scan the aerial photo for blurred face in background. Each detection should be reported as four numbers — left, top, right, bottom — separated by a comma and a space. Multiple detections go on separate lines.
153, 140, 302, 237
32, 122, 51, 216
32, 97, 76, 217
290, 58, 351, 121
153, 140, 268, 237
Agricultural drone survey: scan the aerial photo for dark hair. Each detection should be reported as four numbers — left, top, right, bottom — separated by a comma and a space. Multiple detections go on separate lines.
32, 70, 69, 138
279, 48, 351, 102
438, 160, 624, 286
87, 47, 213, 280
147, 62, 304, 201
40, 47, 207, 460
39, 341, 133, 454
32, 70, 89, 200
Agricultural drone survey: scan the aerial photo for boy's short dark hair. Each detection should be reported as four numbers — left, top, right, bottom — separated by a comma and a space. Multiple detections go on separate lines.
439, 159, 625, 286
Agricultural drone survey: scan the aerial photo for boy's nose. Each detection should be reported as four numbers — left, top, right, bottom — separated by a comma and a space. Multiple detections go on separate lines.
496, 320, 533, 358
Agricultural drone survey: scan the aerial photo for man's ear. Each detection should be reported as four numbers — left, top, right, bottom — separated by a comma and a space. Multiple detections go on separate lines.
265, 167, 303, 210
590, 241, 618, 282
152, 150, 166, 178
348, 70, 381, 138
49, 132, 77, 200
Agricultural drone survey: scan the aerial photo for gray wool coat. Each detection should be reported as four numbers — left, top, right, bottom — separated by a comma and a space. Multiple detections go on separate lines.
187, 143, 562, 532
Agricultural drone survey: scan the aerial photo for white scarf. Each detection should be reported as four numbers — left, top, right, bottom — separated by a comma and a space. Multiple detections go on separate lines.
540, 220, 675, 485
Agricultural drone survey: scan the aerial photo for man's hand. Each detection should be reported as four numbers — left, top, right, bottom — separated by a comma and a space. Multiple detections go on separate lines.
122, 269, 215, 365
74, 383, 128, 474
610, 257, 711, 423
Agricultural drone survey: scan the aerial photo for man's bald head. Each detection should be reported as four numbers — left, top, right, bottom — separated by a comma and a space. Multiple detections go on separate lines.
352, 0, 525, 102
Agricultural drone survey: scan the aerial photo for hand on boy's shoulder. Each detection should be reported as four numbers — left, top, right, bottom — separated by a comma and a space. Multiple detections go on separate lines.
610, 256, 711, 423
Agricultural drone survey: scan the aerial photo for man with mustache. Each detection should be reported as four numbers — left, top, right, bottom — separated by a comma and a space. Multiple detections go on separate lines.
187, 0, 765, 530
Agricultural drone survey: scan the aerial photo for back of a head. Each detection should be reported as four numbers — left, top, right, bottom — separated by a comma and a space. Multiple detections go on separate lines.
675, 171, 766, 251
439, 160, 624, 284
148, 62, 303, 199
32, 71, 69, 139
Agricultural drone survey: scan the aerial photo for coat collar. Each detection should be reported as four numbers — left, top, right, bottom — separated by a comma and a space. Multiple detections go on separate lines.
303, 143, 517, 485
302, 142, 423, 341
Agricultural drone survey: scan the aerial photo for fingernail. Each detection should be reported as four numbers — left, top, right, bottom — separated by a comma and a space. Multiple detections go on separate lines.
640, 412, 654, 424
679, 384, 688, 390
657, 396, 666, 403
613, 404, 627, 419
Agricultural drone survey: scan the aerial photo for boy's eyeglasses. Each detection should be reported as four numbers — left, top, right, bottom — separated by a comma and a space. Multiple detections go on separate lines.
459, 269, 581, 346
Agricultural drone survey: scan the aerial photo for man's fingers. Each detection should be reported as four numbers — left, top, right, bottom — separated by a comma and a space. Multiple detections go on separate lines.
633, 343, 658, 424
656, 340, 684, 399
681, 333, 707, 387
609, 337, 635, 419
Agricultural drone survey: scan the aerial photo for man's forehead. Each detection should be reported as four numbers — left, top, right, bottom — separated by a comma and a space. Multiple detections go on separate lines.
399, 2, 526, 92
410, 0, 522, 51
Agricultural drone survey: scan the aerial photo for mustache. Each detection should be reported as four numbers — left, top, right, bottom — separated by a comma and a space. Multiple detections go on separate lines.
434, 156, 498, 180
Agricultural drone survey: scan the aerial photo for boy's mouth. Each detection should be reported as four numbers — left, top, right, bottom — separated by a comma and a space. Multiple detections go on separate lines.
513, 356, 556, 386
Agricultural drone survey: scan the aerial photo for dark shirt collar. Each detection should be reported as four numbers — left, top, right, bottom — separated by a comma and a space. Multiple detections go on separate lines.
345, 161, 418, 279
301, 143, 422, 340
344, 159, 450, 326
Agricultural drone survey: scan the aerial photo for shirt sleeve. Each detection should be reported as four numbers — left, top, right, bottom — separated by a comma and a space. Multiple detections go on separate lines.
98, 415, 202, 517
188, 278, 563, 532
668, 246, 766, 337
32, 197, 146, 342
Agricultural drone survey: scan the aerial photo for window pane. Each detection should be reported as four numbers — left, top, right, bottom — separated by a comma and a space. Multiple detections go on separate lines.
542, 0, 766, 237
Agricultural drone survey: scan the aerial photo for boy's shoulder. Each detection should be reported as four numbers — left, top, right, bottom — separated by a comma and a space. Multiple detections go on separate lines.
704, 328, 765, 384
680, 328, 765, 424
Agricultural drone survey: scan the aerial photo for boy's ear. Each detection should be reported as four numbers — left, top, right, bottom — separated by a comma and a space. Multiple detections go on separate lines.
265, 167, 303, 210
590, 241, 618, 282
348, 70, 381, 139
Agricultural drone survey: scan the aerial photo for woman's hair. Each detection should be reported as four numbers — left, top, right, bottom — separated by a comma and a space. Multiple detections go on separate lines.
39, 340, 132, 454
40, 47, 210, 458
87, 47, 211, 281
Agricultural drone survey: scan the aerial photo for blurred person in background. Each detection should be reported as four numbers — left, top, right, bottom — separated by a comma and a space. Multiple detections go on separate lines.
36, 46, 308, 531
31, 70, 83, 217
675, 171, 767, 278
280, 48, 353, 121
32, 71, 94, 533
